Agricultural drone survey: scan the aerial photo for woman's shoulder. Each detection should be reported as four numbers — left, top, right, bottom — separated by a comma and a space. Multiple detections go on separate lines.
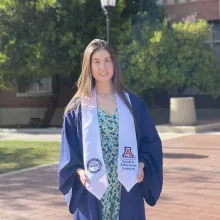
64, 98, 81, 119
126, 91, 145, 106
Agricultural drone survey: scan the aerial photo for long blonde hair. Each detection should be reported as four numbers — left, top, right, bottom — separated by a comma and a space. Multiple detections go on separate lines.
64, 39, 135, 123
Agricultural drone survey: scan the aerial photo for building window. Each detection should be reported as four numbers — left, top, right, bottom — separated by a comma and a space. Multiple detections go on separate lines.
178, 0, 187, 3
16, 77, 52, 97
166, 0, 175, 5
156, 0, 163, 5
206, 22, 220, 66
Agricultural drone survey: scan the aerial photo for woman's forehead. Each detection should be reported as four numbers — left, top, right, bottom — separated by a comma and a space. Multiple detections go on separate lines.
92, 49, 111, 59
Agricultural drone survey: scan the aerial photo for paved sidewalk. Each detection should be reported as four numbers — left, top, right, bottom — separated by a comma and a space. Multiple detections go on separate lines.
0, 130, 61, 142
0, 133, 220, 219
147, 134, 220, 220
0, 129, 192, 142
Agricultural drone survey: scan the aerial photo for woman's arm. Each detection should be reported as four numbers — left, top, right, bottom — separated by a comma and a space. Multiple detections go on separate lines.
138, 99, 163, 206
58, 110, 85, 214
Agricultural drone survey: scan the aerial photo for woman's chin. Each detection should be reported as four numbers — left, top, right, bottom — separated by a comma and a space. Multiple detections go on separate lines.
95, 75, 113, 83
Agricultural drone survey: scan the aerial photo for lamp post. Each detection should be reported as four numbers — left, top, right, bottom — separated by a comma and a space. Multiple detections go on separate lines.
100, 0, 116, 43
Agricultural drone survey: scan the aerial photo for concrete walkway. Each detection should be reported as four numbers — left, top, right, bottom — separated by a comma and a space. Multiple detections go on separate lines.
0, 128, 196, 142
0, 131, 220, 220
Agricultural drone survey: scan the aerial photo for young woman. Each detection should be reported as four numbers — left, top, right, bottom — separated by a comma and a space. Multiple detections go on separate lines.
58, 39, 163, 220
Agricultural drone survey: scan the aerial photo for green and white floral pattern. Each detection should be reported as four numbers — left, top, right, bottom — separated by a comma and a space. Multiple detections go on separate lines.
98, 108, 120, 220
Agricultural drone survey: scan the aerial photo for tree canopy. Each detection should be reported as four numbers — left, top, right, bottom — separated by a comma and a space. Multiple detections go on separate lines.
0, 0, 164, 126
0, 0, 163, 88
119, 17, 220, 98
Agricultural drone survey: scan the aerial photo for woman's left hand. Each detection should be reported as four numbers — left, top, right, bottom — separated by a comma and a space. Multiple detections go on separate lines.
137, 162, 145, 183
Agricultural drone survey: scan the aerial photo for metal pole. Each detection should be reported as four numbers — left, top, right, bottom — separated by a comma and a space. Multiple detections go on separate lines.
102, 7, 110, 43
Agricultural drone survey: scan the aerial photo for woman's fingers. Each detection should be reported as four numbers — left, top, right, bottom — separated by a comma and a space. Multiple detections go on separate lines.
137, 162, 145, 183
78, 170, 90, 186
137, 175, 143, 183
81, 175, 90, 185
137, 168, 144, 183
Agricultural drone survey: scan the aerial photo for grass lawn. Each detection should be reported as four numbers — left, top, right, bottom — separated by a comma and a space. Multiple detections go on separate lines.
0, 140, 60, 174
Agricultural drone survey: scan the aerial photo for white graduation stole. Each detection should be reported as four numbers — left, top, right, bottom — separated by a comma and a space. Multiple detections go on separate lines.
81, 89, 138, 200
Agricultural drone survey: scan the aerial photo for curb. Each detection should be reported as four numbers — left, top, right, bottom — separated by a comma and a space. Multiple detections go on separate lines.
156, 122, 220, 133
0, 128, 62, 134
0, 122, 220, 135
0, 162, 58, 177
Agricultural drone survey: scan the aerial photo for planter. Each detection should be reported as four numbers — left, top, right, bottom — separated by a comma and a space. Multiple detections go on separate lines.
170, 97, 196, 126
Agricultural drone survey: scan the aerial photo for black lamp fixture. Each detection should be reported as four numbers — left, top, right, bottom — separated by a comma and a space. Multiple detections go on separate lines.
100, 0, 116, 43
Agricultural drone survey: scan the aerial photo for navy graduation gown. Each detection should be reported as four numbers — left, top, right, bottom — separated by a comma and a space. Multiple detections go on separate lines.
58, 92, 163, 220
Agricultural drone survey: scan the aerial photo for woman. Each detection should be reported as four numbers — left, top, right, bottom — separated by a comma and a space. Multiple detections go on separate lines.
58, 39, 163, 220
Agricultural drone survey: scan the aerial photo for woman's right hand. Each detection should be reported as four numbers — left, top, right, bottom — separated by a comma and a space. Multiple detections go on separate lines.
77, 168, 90, 186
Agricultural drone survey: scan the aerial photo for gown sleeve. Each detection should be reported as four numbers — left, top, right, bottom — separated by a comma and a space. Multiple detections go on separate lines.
138, 100, 163, 206
58, 110, 85, 214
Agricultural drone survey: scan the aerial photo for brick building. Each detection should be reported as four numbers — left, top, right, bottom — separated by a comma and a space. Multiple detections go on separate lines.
0, 0, 220, 127
161, 0, 220, 21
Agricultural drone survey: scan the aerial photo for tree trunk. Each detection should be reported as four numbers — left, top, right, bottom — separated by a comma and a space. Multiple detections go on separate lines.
40, 74, 61, 128
177, 85, 187, 97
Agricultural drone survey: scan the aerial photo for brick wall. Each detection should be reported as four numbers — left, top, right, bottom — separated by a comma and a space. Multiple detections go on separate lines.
0, 86, 74, 108
162, 0, 220, 21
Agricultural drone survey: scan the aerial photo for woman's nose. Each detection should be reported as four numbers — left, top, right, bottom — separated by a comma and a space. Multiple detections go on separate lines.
99, 62, 105, 70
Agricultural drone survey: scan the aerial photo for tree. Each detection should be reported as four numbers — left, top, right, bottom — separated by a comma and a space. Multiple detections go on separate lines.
0, 75, 6, 89
0, 0, 164, 126
118, 16, 220, 102
0, 0, 119, 127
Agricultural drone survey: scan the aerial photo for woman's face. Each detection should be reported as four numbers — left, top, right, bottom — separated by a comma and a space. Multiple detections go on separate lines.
91, 49, 114, 83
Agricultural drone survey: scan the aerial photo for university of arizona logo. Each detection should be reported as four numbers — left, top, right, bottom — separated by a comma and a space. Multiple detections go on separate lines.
122, 147, 134, 158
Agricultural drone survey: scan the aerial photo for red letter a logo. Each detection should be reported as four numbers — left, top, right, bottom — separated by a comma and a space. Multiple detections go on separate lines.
123, 147, 134, 158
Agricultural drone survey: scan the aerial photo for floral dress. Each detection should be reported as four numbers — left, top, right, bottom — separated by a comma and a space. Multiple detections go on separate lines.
97, 107, 121, 220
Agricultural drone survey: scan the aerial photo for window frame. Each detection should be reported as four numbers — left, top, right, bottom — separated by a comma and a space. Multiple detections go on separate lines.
16, 77, 52, 97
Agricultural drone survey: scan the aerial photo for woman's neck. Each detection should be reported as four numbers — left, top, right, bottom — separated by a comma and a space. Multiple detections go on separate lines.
95, 81, 115, 95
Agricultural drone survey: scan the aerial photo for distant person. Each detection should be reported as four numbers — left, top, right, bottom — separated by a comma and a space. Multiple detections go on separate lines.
58, 39, 163, 220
